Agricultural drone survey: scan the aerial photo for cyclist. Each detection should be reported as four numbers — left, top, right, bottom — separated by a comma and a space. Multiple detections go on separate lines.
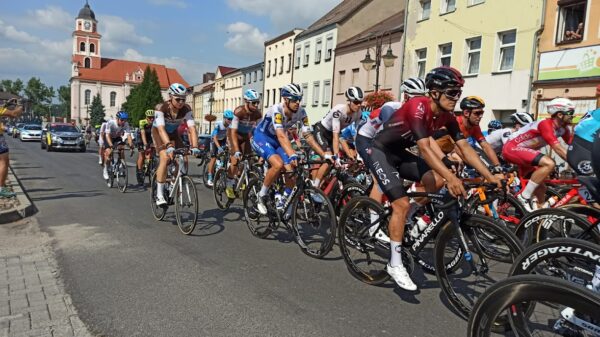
251, 83, 328, 215
368, 66, 501, 291
206, 110, 233, 187
136, 109, 155, 186
312, 87, 364, 187
152, 83, 201, 206
226, 89, 263, 198
503, 97, 574, 212
97, 121, 108, 165
486, 119, 503, 136
485, 112, 533, 155
567, 108, 600, 176
103, 111, 134, 182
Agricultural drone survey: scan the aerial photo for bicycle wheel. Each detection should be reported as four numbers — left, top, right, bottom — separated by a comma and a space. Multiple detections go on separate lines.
534, 208, 600, 244
242, 177, 274, 239
335, 182, 366, 217
150, 172, 166, 221
175, 175, 199, 235
467, 275, 600, 337
290, 185, 337, 258
213, 168, 233, 210
202, 160, 212, 189
116, 159, 128, 193
435, 214, 523, 320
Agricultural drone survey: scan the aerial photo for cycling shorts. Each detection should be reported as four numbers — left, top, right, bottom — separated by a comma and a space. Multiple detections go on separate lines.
355, 134, 373, 167
312, 122, 333, 152
0, 134, 8, 155
502, 142, 544, 177
567, 135, 593, 175
251, 131, 292, 164
368, 141, 431, 202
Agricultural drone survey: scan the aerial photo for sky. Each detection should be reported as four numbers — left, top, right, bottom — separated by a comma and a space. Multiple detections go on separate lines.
0, 0, 341, 90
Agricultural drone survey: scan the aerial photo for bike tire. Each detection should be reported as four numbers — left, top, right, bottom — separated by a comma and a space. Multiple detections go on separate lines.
467, 275, 600, 337
116, 159, 128, 193
242, 177, 273, 239
175, 175, 199, 235
291, 185, 337, 259
335, 182, 366, 217
213, 168, 233, 210
150, 172, 166, 221
202, 160, 212, 189
435, 214, 523, 320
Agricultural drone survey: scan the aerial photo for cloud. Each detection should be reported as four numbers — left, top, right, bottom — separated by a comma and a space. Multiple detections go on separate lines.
0, 19, 39, 43
26, 5, 72, 31
227, 0, 342, 31
99, 15, 153, 55
147, 0, 188, 8
224, 22, 268, 57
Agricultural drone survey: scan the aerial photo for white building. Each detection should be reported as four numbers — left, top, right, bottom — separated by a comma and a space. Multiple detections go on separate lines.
223, 69, 243, 111
263, 29, 303, 109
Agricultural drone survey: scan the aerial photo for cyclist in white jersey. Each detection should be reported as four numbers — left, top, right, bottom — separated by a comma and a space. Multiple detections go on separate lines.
97, 121, 107, 165
485, 112, 533, 154
103, 112, 133, 180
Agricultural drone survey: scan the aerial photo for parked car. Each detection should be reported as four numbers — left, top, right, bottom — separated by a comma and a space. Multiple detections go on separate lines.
12, 123, 24, 138
41, 123, 86, 152
19, 124, 42, 141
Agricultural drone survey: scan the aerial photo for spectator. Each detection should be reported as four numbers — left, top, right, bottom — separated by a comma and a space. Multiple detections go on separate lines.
0, 98, 23, 198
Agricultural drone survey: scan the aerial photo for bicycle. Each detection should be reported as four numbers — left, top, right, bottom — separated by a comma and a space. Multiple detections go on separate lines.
140, 146, 157, 186
202, 146, 229, 189
150, 148, 199, 235
242, 158, 337, 259
106, 143, 131, 193
213, 154, 261, 210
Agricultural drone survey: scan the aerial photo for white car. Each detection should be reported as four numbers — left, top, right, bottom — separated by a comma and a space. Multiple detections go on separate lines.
19, 124, 42, 141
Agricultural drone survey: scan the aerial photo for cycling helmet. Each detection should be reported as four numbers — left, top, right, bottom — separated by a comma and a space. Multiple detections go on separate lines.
281, 83, 303, 99
145, 109, 155, 117
361, 110, 371, 121
460, 96, 486, 110
345, 86, 364, 102
401, 77, 427, 96
223, 110, 234, 119
116, 111, 129, 120
487, 120, 503, 131
243, 89, 260, 102
510, 112, 534, 125
425, 66, 465, 90
168, 83, 187, 96
547, 97, 576, 115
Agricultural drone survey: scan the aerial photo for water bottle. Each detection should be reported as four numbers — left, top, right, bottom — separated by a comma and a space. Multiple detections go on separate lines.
542, 196, 559, 208
591, 265, 600, 292
274, 192, 284, 210
410, 215, 430, 238
216, 159, 223, 170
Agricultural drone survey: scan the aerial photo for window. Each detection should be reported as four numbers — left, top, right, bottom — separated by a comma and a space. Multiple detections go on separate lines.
441, 0, 456, 14
556, 1, 586, 44
498, 30, 516, 71
351, 68, 359, 86
469, 0, 484, 5
243, 74, 246, 85
79, 42, 85, 52
253, 71, 257, 82
439, 43, 452, 66
265, 89, 270, 108
465, 37, 481, 75
295, 45, 302, 68
280, 56, 284, 74
322, 80, 331, 106
274, 58, 278, 77
267, 60, 271, 77
315, 38, 323, 64
325, 34, 333, 61
416, 48, 427, 78
312, 81, 320, 106
287, 53, 292, 73
337, 70, 346, 93
303, 42, 310, 66
110, 91, 116, 107
90, 43, 95, 53
272, 89, 276, 105
84, 89, 91, 105
301, 83, 308, 107
420, 0, 431, 20
84, 57, 91, 68
259, 69, 263, 80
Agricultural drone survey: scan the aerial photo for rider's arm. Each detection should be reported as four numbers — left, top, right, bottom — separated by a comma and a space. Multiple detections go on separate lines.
140, 127, 148, 147
418, 137, 457, 182
188, 123, 198, 149
275, 128, 295, 157
331, 111, 342, 157
550, 142, 568, 161
230, 114, 241, 153
300, 115, 326, 157
153, 111, 172, 149
480, 141, 501, 166
539, 119, 568, 161
455, 139, 497, 181
105, 124, 114, 148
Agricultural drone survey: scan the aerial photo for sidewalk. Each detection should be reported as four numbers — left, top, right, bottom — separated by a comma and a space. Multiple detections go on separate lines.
0, 165, 36, 224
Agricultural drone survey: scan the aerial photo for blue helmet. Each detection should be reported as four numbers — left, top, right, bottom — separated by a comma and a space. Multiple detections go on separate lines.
243, 89, 260, 102
361, 110, 371, 121
168, 83, 186, 96
487, 119, 503, 131
280, 83, 303, 100
223, 110, 234, 119
116, 111, 129, 120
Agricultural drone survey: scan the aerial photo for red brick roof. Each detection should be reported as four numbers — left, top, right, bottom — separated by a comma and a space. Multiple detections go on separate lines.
75, 58, 189, 88
217, 66, 237, 76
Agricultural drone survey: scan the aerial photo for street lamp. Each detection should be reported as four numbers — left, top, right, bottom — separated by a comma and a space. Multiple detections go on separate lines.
359, 32, 398, 92
208, 92, 215, 134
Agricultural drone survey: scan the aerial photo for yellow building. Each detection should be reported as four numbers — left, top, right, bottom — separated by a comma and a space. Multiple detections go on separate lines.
403, 0, 543, 126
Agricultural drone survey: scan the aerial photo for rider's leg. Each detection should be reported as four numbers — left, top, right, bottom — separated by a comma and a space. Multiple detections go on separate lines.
524, 156, 554, 204
313, 151, 331, 188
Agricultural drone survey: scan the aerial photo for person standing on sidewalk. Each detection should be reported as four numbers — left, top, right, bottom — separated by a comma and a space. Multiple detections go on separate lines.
0, 98, 23, 198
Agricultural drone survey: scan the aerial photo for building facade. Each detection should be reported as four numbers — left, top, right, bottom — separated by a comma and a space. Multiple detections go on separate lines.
69, 2, 188, 124
263, 29, 303, 109
200, 83, 215, 134
403, 0, 543, 126
191, 81, 213, 125
241, 62, 265, 105
532, 0, 600, 120
212, 66, 236, 120
332, 11, 404, 106
223, 69, 243, 111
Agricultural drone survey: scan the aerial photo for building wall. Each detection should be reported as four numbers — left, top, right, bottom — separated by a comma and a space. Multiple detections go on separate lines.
263, 30, 303, 109
539, 0, 600, 51
223, 70, 243, 111
293, 27, 338, 122
201, 90, 213, 134
336, 0, 405, 43
242, 64, 264, 105
403, 0, 543, 126
213, 70, 226, 119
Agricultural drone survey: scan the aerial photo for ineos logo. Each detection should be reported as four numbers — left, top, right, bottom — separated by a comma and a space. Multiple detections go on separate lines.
373, 161, 390, 186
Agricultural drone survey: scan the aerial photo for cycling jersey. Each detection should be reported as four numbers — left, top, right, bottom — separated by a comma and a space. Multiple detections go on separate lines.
456, 115, 485, 142
153, 102, 194, 134
340, 124, 356, 142
0, 107, 6, 136
575, 108, 600, 142
231, 106, 261, 135
138, 119, 152, 144
104, 119, 131, 139
255, 103, 311, 138
506, 118, 570, 150
485, 127, 513, 153
211, 121, 229, 141
320, 104, 360, 133
98, 122, 107, 146
357, 101, 402, 139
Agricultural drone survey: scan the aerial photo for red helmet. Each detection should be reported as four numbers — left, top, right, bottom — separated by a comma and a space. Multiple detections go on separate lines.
425, 66, 465, 90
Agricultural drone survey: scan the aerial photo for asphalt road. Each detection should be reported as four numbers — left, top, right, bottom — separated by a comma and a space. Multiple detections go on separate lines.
7, 137, 468, 337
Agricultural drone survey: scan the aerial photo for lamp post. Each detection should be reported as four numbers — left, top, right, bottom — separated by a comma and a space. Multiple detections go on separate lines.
208, 92, 215, 134
360, 32, 398, 92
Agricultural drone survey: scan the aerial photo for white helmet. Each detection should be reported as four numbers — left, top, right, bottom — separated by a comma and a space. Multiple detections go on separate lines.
547, 97, 575, 115
401, 77, 427, 96
510, 112, 533, 125
345, 86, 364, 102
168, 83, 187, 97
281, 83, 303, 99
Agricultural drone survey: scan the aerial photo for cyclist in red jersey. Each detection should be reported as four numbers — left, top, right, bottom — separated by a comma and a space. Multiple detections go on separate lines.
503, 97, 574, 211
367, 66, 501, 291
456, 96, 502, 168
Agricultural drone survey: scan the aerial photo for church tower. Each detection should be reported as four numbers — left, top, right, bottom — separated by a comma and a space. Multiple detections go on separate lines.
71, 1, 101, 75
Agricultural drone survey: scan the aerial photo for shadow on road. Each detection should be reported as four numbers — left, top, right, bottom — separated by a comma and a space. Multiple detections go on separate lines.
17, 176, 56, 181
10, 166, 42, 170
32, 190, 104, 201
26, 187, 63, 193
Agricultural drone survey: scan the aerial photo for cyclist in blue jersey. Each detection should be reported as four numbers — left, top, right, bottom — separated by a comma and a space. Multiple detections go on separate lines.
251, 83, 329, 215
206, 111, 233, 187
567, 108, 600, 175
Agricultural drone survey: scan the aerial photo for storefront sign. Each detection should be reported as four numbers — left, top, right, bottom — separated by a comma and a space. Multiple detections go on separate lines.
538, 45, 600, 81
537, 98, 597, 121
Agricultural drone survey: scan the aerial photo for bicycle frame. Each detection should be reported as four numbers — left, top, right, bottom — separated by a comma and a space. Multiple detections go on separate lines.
166, 153, 186, 202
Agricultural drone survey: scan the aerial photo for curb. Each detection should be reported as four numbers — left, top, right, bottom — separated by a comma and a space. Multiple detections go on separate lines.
0, 164, 37, 224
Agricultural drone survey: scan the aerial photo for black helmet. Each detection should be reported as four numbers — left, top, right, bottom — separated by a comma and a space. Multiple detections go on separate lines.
425, 66, 465, 90
460, 96, 485, 110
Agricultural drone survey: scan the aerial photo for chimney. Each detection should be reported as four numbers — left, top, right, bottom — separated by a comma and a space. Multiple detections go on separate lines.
202, 72, 216, 83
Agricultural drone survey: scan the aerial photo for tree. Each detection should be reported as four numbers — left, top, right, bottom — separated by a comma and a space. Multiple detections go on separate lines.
122, 67, 164, 125
57, 84, 71, 117
89, 93, 105, 127
0, 79, 24, 95
24, 77, 54, 117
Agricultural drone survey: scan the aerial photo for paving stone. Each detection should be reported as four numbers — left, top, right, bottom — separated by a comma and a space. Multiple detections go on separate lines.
8, 296, 29, 313
6, 258, 20, 267
28, 309, 49, 326
25, 293, 43, 306
0, 302, 9, 317
46, 303, 68, 321
8, 281, 25, 293
40, 286, 59, 298
9, 317, 30, 333
49, 324, 73, 337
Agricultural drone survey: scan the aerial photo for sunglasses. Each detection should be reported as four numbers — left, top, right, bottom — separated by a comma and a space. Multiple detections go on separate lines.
443, 89, 462, 100
471, 110, 484, 117
225, 118, 233, 121
288, 97, 302, 103
173, 98, 185, 103
563, 109, 575, 116
351, 100, 363, 105
249, 101, 260, 106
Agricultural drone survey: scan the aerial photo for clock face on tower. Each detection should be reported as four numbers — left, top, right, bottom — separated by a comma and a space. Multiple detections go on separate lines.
84, 21, 91, 30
